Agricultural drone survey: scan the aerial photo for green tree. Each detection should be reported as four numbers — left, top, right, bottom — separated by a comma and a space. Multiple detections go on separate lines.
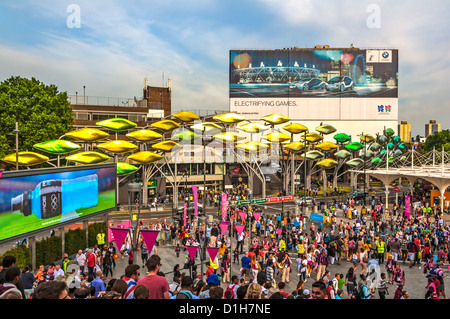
0, 76, 73, 162
423, 130, 450, 152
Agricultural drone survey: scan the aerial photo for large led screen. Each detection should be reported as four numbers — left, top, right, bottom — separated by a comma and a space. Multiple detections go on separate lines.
0, 164, 116, 243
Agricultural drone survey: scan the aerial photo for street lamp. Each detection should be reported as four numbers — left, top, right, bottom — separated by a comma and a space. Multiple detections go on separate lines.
14, 122, 19, 171
128, 181, 143, 261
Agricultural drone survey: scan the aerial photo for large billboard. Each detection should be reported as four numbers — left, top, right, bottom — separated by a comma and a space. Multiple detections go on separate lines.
0, 163, 116, 243
229, 48, 398, 121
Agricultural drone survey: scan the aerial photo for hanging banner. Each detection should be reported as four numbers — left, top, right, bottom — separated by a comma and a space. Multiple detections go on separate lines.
109, 228, 130, 251
253, 212, 261, 221
186, 245, 199, 261
276, 229, 282, 237
221, 192, 228, 221
219, 221, 230, 235
310, 213, 325, 222
405, 195, 411, 220
192, 185, 198, 217
239, 211, 247, 222
108, 221, 131, 242
140, 229, 160, 254
236, 224, 245, 236
184, 201, 187, 227
206, 247, 220, 261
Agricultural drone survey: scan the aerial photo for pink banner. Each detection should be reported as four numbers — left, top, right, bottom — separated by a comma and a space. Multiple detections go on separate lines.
221, 192, 228, 221
109, 228, 130, 251
405, 195, 411, 220
192, 185, 198, 217
184, 202, 187, 227
219, 221, 230, 235
207, 247, 220, 261
186, 245, 199, 261
140, 230, 160, 254
239, 211, 247, 222
276, 229, 282, 237
108, 221, 131, 242
253, 212, 261, 221
236, 224, 245, 236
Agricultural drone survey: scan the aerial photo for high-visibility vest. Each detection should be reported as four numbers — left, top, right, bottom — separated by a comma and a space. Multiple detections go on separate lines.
377, 241, 385, 253
97, 233, 105, 245
63, 259, 69, 273
279, 240, 286, 251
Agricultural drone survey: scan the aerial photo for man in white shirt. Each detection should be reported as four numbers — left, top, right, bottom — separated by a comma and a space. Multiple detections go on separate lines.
53, 264, 65, 278
76, 250, 86, 274
168, 274, 182, 297
332, 273, 339, 294
123, 264, 140, 299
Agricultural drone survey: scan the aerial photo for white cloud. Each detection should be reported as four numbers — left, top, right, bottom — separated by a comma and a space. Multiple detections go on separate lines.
0, 0, 449, 134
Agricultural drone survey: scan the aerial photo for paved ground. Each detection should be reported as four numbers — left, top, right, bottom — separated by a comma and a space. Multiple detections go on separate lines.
102, 206, 444, 299
1, 194, 446, 299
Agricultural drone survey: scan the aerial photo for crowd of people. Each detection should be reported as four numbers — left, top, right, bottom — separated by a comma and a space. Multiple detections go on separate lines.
1, 190, 449, 299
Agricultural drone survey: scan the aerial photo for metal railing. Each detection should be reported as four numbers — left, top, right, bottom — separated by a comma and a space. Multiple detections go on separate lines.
68, 95, 142, 107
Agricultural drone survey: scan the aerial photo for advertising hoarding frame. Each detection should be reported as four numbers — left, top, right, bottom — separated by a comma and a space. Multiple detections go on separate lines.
229, 48, 399, 123
0, 163, 117, 245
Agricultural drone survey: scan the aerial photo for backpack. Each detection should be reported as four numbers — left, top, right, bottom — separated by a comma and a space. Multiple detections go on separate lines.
176, 291, 192, 299
352, 287, 361, 299
225, 284, 236, 299
0, 284, 15, 298
349, 241, 355, 249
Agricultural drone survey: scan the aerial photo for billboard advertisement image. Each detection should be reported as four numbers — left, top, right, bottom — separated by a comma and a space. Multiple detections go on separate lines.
230, 48, 398, 99
0, 163, 116, 243
229, 48, 399, 128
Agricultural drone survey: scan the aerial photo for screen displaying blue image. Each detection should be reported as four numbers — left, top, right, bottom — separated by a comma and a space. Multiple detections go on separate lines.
0, 164, 116, 243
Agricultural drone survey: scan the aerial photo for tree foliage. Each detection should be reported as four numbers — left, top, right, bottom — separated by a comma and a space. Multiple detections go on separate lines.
423, 130, 450, 152
0, 76, 73, 163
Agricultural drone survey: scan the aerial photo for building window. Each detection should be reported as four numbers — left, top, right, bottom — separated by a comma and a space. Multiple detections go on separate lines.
92, 113, 115, 121
75, 112, 90, 120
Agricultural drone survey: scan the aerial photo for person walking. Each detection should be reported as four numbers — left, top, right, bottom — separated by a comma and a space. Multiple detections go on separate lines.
137, 255, 170, 299
316, 249, 329, 282
376, 237, 386, 264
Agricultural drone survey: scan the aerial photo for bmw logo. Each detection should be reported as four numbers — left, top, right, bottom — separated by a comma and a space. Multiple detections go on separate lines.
382, 51, 389, 59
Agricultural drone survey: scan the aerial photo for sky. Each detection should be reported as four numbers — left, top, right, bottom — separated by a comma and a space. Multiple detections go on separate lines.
0, 0, 448, 136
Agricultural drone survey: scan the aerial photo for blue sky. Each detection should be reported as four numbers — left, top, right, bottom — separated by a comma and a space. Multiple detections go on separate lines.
0, 0, 448, 136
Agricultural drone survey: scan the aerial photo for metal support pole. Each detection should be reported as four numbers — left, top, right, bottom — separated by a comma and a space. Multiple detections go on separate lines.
15, 122, 19, 170
290, 132, 295, 195
203, 127, 206, 215
303, 131, 307, 213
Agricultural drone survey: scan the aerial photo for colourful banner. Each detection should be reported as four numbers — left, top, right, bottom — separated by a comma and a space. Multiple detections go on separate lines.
186, 245, 199, 261
253, 212, 261, 221
239, 211, 247, 222
207, 247, 220, 261
140, 229, 160, 255
276, 229, 282, 237
184, 201, 187, 227
236, 224, 245, 236
405, 195, 411, 220
109, 228, 130, 251
310, 213, 324, 222
192, 185, 198, 217
221, 192, 228, 221
219, 221, 230, 235
108, 221, 131, 242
